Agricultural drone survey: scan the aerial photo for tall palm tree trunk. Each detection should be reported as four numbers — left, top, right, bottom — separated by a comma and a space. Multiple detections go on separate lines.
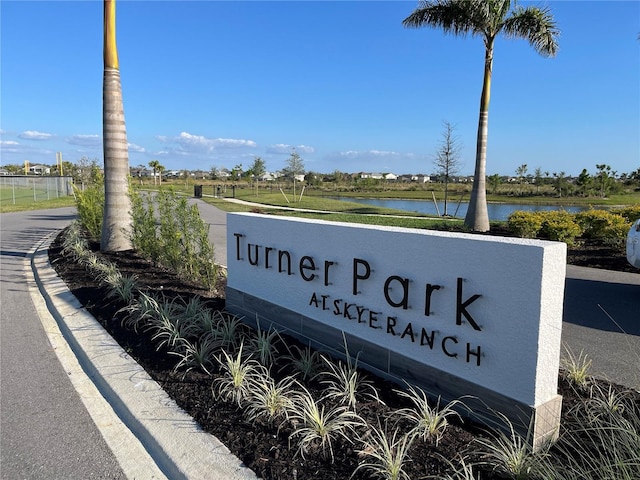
101, 0, 132, 252
464, 43, 492, 232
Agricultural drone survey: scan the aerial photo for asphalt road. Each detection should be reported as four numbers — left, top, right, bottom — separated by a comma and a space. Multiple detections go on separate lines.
1, 203, 638, 479
562, 265, 640, 388
0, 208, 127, 479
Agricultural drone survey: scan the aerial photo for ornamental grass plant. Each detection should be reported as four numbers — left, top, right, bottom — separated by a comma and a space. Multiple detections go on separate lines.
392, 383, 466, 446
213, 343, 267, 407
286, 385, 365, 462
561, 345, 593, 391
354, 422, 414, 480
282, 343, 323, 381
244, 373, 296, 428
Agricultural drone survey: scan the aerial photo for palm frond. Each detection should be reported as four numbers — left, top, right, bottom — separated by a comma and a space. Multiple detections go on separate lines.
503, 6, 560, 57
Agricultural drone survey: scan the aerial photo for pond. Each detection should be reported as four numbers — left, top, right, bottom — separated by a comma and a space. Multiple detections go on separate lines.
332, 197, 587, 222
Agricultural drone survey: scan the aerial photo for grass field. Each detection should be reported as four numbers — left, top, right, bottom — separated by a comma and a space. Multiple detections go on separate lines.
0, 186, 75, 213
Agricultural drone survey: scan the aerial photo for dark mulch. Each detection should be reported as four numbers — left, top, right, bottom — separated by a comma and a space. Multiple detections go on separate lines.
48, 229, 638, 480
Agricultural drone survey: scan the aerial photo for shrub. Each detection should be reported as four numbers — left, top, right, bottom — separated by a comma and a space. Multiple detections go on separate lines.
73, 184, 104, 241
131, 188, 219, 290
539, 210, 582, 246
507, 211, 544, 238
575, 209, 630, 247
611, 204, 640, 223
130, 189, 159, 260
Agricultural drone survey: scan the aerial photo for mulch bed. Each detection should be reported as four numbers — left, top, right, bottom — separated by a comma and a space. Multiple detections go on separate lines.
48, 228, 637, 479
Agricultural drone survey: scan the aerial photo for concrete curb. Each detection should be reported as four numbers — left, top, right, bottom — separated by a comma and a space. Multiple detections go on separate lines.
31, 235, 258, 480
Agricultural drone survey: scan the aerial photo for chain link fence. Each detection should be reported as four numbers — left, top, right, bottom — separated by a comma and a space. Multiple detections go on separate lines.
0, 176, 74, 205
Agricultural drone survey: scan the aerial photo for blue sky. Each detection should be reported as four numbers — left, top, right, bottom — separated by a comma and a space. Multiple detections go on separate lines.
1, 1, 638, 177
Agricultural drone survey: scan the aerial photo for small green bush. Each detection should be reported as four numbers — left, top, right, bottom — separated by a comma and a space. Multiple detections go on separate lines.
130, 189, 160, 260
73, 184, 104, 241
610, 204, 640, 223
539, 210, 582, 246
133, 188, 218, 290
575, 209, 630, 246
507, 211, 544, 238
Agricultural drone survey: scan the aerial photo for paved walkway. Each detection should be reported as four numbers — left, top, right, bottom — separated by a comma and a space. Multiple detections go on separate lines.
1, 202, 638, 479
1, 209, 128, 479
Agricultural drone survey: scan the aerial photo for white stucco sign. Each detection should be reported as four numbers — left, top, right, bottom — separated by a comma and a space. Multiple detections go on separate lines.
226, 213, 566, 447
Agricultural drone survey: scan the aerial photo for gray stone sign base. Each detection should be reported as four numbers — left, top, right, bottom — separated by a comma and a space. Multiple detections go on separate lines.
226, 288, 562, 451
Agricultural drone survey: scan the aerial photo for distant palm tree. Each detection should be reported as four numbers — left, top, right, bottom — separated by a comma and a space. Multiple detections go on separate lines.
101, 0, 132, 251
403, 0, 559, 231
148, 159, 162, 186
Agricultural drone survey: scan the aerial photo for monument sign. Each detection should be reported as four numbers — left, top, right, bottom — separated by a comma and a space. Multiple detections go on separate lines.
226, 213, 566, 448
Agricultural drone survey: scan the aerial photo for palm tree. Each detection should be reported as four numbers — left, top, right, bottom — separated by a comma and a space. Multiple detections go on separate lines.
403, 0, 559, 231
148, 159, 162, 186
101, 0, 132, 251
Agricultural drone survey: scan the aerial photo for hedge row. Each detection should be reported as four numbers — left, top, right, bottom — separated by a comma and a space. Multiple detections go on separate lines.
506, 206, 639, 247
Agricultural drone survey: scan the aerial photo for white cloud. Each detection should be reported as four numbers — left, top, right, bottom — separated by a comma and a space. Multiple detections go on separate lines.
66, 134, 102, 146
155, 132, 258, 156
267, 144, 315, 154
267, 144, 293, 154
128, 142, 146, 153
339, 149, 403, 159
0, 140, 20, 154
175, 131, 257, 152
19, 130, 53, 140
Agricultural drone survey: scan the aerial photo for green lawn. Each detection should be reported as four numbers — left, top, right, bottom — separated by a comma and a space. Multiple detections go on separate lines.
200, 194, 466, 230
0, 187, 75, 213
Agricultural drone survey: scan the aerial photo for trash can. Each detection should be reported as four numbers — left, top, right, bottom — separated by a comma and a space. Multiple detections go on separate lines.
194, 184, 203, 198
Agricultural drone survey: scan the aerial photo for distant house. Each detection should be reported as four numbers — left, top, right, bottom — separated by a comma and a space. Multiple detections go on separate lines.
29, 164, 50, 175
131, 168, 152, 177
383, 173, 398, 181
190, 170, 208, 179
259, 172, 277, 182
413, 174, 431, 183
359, 172, 384, 180
396, 173, 430, 183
